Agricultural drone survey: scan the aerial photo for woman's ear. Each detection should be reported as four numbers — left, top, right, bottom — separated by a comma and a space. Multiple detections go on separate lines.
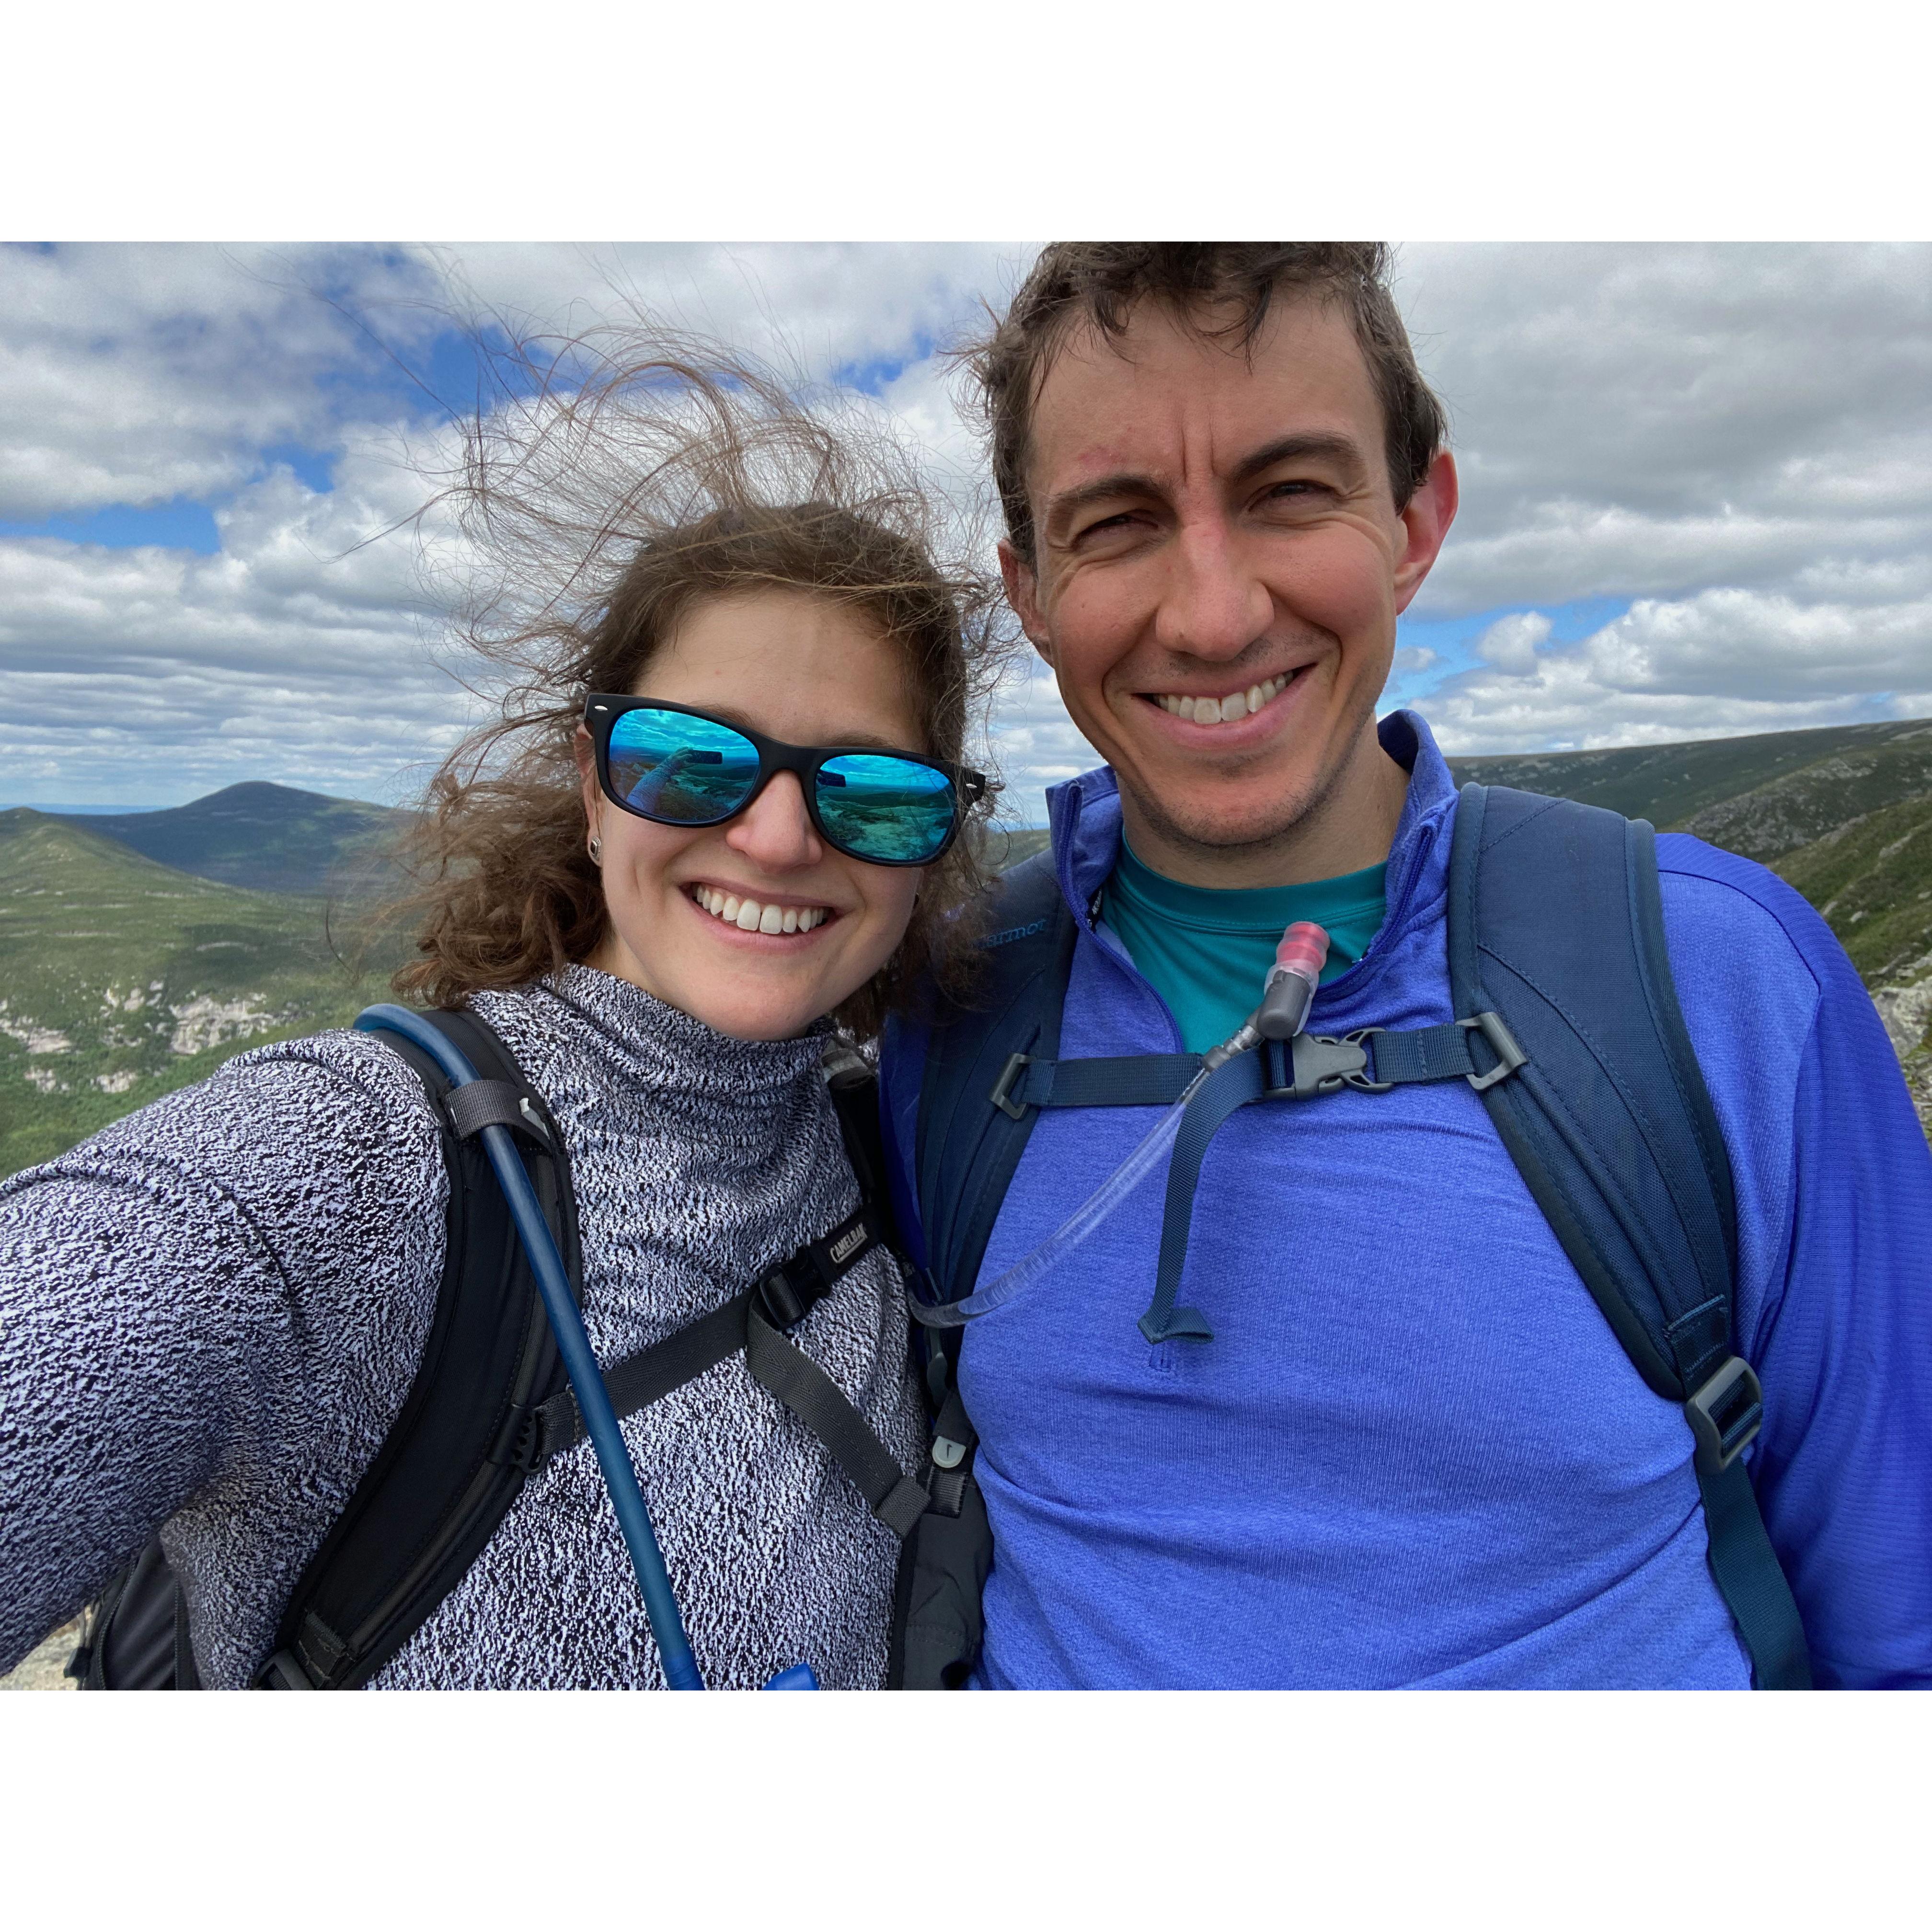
575, 725, 602, 853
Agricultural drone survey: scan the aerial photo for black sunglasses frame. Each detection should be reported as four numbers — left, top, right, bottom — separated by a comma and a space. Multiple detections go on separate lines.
583, 694, 988, 868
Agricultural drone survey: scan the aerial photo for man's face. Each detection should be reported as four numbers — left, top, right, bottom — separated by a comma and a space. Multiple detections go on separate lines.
1002, 296, 1455, 873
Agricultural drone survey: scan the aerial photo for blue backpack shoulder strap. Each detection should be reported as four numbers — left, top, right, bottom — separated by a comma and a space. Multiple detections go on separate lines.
914, 850, 1077, 1307
1449, 782, 1810, 1689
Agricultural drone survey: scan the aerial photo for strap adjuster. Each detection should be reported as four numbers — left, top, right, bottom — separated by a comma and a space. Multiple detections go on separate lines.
1685, 1356, 1764, 1473
752, 1265, 811, 1331
989, 1052, 1032, 1121
1461, 1011, 1527, 1092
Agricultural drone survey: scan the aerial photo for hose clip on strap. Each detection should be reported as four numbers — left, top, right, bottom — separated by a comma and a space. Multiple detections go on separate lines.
444, 1077, 553, 1147
1685, 1355, 1764, 1475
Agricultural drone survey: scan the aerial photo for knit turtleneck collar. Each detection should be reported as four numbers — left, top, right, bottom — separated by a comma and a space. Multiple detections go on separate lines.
477, 963, 833, 1141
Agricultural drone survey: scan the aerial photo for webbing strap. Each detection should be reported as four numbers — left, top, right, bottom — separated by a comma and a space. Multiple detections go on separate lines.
1012, 1053, 1202, 1112
1140, 1052, 1269, 1343
745, 1307, 928, 1538
526, 1204, 884, 1467
527, 1292, 755, 1466
1695, 1455, 1813, 1688
1367, 1023, 1480, 1085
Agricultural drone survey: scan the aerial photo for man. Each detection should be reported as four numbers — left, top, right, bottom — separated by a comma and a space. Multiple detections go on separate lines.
881, 243, 1932, 1688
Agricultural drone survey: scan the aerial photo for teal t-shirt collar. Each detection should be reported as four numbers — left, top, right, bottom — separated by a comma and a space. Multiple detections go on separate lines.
1100, 839, 1389, 1055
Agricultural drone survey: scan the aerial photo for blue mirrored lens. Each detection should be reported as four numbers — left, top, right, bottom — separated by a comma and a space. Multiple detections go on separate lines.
816, 755, 956, 862
607, 708, 760, 824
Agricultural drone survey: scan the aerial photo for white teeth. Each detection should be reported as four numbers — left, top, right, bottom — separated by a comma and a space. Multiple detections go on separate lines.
692, 888, 830, 934
1159, 672, 1291, 724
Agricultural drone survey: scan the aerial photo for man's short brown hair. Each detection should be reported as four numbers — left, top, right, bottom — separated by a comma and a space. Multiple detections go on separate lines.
965, 242, 1448, 565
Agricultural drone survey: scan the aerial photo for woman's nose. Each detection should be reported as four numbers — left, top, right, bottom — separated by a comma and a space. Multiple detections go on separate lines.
725, 770, 823, 870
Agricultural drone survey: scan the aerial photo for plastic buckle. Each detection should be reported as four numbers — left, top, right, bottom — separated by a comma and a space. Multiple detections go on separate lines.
1278, 1033, 1372, 1099
752, 1265, 810, 1331
1461, 1011, 1527, 1092
1684, 1356, 1764, 1473
989, 1052, 1033, 1121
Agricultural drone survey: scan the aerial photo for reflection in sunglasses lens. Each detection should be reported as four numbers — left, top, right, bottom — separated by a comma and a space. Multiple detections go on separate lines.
608, 709, 760, 824
817, 755, 955, 863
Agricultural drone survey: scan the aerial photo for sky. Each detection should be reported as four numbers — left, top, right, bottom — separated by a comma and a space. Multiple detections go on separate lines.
2, 240, 1928, 823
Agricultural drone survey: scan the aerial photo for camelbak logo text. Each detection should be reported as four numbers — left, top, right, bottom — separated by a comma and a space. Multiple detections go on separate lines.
828, 1226, 867, 1266
980, 918, 1049, 949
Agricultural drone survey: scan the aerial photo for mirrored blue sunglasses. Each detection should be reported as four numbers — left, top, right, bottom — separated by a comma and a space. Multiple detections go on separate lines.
584, 696, 987, 867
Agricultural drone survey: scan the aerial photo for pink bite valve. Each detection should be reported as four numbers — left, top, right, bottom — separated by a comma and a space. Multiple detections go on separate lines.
1254, 921, 1330, 1041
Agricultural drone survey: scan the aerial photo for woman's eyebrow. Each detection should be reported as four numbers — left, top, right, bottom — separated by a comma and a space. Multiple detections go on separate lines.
692, 702, 910, 753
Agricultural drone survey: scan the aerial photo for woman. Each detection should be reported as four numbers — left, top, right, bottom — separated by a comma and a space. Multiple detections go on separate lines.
0, 334, 1006, 1689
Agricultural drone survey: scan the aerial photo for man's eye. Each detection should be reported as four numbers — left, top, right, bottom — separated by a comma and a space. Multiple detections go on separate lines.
1076, 511, 1137, 542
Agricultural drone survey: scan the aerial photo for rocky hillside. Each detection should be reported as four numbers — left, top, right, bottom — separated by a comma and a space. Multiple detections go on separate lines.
0, 810, 409, 1177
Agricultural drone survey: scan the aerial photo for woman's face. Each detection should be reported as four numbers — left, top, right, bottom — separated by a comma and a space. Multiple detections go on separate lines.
575, 589, 931, 1041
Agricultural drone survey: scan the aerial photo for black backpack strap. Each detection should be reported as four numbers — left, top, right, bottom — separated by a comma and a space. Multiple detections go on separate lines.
914, 851, 1078, 1307
1449, 783, 1810, 1689
257, 1006, 578, 1690
886, 856, 1077, 1687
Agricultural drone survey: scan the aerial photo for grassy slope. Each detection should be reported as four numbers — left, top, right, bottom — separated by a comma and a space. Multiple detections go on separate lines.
1445, 718, 1932, 842
0, 811, 407, 1178
1773, 794, 1932, 1125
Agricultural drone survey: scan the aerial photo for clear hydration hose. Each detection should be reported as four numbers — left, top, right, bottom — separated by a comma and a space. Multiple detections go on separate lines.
912, 920, 1331, 1331
914, 1062, 1216, 1328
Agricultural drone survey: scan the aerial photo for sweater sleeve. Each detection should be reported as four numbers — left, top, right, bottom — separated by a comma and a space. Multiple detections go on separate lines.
1659, 837, 1932, 1690
0, 1031, 449, 1679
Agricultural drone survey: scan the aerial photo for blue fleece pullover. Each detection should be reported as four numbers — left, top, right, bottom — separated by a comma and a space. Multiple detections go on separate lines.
881, 712, 1932, 1688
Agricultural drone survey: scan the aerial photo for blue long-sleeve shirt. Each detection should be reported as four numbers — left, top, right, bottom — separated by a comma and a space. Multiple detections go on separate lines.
881, 712, 1932, 1688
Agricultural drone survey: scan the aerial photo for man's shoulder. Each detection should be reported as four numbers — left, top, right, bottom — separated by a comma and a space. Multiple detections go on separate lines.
1653, 831, 1852, 1013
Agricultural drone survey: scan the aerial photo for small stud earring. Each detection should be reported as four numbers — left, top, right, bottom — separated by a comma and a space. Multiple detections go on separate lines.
588, 835, 603, 864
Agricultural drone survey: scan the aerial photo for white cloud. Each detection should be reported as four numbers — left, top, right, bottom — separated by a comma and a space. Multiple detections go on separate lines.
1474, 611, 1552, 675
4, 241, 1932, 806
1426, 588, 1932, 753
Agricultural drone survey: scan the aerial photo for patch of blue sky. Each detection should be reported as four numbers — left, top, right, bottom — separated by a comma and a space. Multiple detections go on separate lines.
0, 499, 223, 554
831, 334, 939, 397
258, 442, 335, 493
1384, 594, 1634, 708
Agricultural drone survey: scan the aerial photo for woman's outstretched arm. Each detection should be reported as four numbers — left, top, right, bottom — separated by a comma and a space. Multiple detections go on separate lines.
0, 1032, 448, 1682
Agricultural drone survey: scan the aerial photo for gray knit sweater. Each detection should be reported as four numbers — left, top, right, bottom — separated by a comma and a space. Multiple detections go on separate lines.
0, 966, 925, 1689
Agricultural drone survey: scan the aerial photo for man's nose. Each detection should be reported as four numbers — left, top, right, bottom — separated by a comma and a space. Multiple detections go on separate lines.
1152, 517, 1273, 663
725, 770, 823, 870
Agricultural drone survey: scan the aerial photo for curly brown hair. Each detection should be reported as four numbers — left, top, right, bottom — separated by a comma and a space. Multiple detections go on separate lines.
390, 327, 1012, 1039
964, 242, 1448, 566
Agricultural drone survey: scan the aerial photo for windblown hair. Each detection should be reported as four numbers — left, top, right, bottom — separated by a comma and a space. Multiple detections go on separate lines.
391, 327, 1011, 1039
964, 242, 1448, 564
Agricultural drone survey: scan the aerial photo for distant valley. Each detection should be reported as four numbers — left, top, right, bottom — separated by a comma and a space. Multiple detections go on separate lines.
4, 716, 1931, 1179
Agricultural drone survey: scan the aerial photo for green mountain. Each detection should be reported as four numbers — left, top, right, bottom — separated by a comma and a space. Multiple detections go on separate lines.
7, 713, 1932, 1185
47, 781, 409, 897
0, 810, 408, 1178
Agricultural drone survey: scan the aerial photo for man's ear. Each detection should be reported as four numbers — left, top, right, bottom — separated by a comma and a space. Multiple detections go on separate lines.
1392, 449, 1459, 616
998, 537, 1055, 667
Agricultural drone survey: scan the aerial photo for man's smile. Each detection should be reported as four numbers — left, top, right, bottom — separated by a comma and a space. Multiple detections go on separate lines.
1142, 667, 1301, 725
